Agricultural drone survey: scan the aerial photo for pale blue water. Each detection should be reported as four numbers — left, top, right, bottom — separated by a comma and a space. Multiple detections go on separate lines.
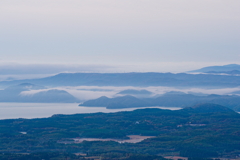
0, 103, 181, 120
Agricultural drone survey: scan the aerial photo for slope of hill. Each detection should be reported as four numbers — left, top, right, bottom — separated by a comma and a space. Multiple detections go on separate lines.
21, 89, 80, 103
182, 103, 236, 113
206, 70, 240, 75
0, 83, 80, 103
190, 64, 240, 73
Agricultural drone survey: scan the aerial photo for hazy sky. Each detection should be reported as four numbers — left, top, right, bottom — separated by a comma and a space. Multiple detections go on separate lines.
0, 0, 240, 72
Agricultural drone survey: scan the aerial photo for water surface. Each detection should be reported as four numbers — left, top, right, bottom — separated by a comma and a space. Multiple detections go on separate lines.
0, 103, 181, 120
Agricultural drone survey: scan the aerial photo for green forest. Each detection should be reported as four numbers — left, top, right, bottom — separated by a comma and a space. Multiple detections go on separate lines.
1, 104, 240, 159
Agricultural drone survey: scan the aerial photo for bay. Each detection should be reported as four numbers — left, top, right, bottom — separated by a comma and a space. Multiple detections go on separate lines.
0, 103, 181, 120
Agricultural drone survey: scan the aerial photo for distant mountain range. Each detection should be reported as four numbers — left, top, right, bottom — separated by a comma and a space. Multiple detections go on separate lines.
117, 89, 152, 95
206, 70, 240, 75
0, 83, 80, 103
80, 95, 150, 108
117, 89, 153, 98
190, 64, 240, 73
1, 72, 240, 88
80, 92, 240, 111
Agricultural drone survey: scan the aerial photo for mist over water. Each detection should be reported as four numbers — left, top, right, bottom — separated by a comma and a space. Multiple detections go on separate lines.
20, 85, 240, 102
0, 103, 181, 120
2, 85, 239, 120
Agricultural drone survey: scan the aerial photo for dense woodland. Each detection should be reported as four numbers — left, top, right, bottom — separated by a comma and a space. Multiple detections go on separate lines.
1, 103, 240, 159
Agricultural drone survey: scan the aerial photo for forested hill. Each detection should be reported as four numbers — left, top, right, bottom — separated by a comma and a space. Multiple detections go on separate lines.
0, 83, 80, 103
80, 93, 240, 112
1, 104, 240, 159
1, 72, 240, 87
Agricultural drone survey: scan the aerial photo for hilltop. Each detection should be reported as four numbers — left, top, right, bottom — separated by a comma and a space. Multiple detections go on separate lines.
0, 83, 80, 103
182, 103, 236, 113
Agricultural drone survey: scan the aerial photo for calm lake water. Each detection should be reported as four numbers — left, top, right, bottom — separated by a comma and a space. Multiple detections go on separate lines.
0, 103, 182, 120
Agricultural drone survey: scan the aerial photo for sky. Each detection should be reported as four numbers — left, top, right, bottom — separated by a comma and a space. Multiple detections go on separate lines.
0, 0, 240, 73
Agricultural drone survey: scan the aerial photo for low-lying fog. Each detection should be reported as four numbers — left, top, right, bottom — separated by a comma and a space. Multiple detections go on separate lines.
20, 86, 240, 102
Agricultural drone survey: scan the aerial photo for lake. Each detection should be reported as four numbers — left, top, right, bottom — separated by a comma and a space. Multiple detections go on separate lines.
71, 135, 156, 144
0, 103, 181, 120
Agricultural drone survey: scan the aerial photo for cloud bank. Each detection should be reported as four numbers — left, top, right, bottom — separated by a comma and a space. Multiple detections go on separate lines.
20, 85, 240, 102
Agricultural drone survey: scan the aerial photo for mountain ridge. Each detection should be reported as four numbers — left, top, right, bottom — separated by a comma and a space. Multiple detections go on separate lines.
80, 93, 240, 111
1, 72, 240, 88
190, 64, 240, 73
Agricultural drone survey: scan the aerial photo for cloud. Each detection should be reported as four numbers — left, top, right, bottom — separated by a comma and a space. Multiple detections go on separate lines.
20, 85, 240, 102
20, 89, 51, 96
